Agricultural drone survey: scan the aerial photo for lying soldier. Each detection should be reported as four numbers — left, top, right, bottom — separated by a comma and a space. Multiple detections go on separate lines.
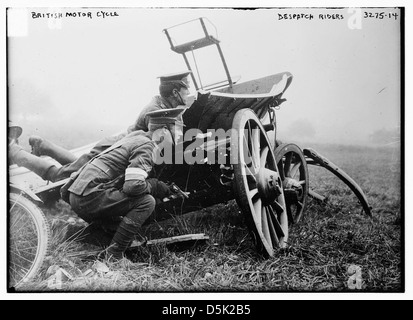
9, 71, 194, 182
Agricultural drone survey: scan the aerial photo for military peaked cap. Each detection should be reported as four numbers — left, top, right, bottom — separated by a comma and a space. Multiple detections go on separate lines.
158, 71, 192, 89
147, 107, 186, 127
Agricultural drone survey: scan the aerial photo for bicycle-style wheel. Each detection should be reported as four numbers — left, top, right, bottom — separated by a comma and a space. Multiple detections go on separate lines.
9, 192, 50, 289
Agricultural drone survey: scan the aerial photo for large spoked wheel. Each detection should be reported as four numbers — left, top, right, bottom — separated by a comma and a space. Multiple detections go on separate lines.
274, 143, 309, 225
9, 192, 50, 289
231, 109, 288, 257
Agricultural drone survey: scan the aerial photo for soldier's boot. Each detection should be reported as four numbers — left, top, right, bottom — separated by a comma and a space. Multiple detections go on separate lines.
106, 195, 155, 261
29, 135, 77, 165
106, 217, 144, 261
9, 142, 59, 182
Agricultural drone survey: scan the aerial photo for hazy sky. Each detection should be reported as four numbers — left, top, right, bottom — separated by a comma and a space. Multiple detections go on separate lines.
7, 7, 401, 148
1, 3, 410, 300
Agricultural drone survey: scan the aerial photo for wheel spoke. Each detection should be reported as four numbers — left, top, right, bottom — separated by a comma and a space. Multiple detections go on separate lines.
286, 204, 295, 225
271, 200, 284, 216
244, 163, 256, 177
253, 198, 263, 230
290, 162, 301, 179
10, 208, 29, 230
252, 127, 261, 169
267, 205, 285, 238
10, 252, 38, 265
265, 206, 280, 247
10, 193, 23, 212
248, 188, 259, 201
260, 146, 269, 169
261, 205, 272, 247
247, 122, 254, 166
245, 122, 260, 171
296, 201, 303, 212
284, 153, 293, 177
243, 135, 253, 168
9, 265, 29, 279
10, 245, 38, 253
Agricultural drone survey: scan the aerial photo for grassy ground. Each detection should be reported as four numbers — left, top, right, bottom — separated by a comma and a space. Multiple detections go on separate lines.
15, 143, 402, 292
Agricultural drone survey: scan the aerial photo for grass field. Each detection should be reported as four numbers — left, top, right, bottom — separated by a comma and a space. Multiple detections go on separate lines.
15, 143, 402, 293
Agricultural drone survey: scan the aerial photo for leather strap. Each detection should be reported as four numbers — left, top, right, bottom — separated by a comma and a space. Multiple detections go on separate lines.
90, 158, 116, 177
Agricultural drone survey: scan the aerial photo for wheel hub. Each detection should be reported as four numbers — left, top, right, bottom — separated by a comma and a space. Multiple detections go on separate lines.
283, 177, 303, 198
256, 168, 282, 204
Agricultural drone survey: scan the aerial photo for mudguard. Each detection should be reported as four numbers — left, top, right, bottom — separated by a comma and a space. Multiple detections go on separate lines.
303, 148, 372, 217
10, 184, 43, 204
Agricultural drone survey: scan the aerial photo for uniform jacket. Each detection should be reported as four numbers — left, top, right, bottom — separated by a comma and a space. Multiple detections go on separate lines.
68, 130, 156, 197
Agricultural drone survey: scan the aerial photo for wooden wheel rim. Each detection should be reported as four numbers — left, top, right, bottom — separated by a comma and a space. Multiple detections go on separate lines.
231, 109, 288, 256
275, 143, 309, 224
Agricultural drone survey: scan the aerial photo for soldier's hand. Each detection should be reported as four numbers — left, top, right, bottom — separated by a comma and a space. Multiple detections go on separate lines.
146, 178, 172, 199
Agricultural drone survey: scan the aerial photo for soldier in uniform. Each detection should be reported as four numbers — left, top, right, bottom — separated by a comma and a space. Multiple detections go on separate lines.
8, 71, 192, 183
67, 107, 186, 260
127, 71, 192, 132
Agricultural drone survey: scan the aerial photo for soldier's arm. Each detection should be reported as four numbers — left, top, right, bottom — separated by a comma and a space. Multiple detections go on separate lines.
122, 141, 154, 196
122, 141, 170, 199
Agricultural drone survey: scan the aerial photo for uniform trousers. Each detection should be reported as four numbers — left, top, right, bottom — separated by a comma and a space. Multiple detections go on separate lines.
69, 187, 156, 239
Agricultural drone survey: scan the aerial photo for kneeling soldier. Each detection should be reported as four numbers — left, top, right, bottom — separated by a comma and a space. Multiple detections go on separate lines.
67, 108, 186, 260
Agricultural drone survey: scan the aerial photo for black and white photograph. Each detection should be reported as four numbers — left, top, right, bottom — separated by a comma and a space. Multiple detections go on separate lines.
3, 2, 406, 300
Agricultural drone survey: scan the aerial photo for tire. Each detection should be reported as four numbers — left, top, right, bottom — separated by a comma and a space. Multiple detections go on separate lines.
9, 192, 50, 289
